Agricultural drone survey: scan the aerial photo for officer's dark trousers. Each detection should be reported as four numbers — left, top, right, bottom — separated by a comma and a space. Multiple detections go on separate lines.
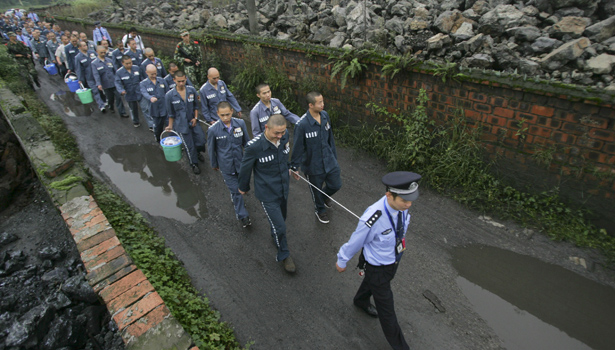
127, 100, 140, 125
261, 198, 289, 262
354, 262, 409, 350
306, 167, 342, 214
221, 172, 249, 220
179, 125, 206, 165
103, 87, 125, 115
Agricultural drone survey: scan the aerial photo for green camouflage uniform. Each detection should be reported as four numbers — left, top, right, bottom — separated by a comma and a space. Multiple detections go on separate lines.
174, 40, 203, 87
6, 40, 39, 86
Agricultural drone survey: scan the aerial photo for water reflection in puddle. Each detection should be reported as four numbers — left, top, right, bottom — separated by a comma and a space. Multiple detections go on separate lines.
452, 245, 615, 350
100, 144, 207, 224
50, 90, 93, 117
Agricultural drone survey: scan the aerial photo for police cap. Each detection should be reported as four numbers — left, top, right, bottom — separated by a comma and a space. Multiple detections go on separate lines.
382, 171, 421, 201
94, 20, 101, 25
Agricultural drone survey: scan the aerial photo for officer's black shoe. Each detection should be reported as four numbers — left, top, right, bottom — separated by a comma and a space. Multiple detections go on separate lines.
240, 217, 251, 228
324, 197, 333, 208
283, 256, 296, 273
315, 211, 330, 224
354, 302, 378, 318
197, 153, 205, 162
191, 164, 201, 174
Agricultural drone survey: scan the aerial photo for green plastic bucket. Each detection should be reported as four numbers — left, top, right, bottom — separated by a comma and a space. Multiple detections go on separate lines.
76, 83, 93, 104
160, 130, 183, 162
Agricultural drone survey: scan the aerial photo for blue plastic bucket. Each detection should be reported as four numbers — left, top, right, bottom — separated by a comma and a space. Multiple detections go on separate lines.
44, 61, 58, 75
65, 73, 79, 92
160, 130, 183, 162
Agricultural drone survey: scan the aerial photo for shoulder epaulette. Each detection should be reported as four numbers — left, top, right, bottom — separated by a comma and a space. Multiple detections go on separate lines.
365, 210, 382, 228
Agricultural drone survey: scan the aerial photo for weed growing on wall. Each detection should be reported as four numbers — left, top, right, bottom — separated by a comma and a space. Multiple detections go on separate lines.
335, 88, 615, 263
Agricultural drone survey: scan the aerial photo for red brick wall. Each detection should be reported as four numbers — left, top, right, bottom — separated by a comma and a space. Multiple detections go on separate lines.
56, 19, 615, 232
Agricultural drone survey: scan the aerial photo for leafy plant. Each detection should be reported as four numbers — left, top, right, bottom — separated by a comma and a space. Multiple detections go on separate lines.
429, 61, 460, 83
381, 53, 416, 79
328, 49, 369, 90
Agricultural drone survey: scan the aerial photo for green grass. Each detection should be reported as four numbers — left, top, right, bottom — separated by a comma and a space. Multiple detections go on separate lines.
52, 0, 112, 18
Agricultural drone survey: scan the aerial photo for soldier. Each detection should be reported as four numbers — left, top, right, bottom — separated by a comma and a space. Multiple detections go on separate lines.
199, 67, 241, 124
165, 62, 194, 89
6, 32, 40, 87
166, 70, 206, 175
75, 41, 106, 112
250, 83, 300, 138
174, 31, 203, 86
92, 45, 127, 117
115, 55, 143, 126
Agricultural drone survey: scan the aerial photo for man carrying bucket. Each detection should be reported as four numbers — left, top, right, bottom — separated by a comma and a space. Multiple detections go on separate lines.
115, 55, 142, 126
64, 34, 79, 74
207, 101, 251, 227
75, 40, 107, 112
165, 70, 205, 175
140, 64, 169, 143
92, 45, 127, 118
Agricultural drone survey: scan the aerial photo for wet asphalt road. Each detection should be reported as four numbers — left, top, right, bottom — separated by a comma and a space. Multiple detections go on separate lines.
34, 67, 615, 350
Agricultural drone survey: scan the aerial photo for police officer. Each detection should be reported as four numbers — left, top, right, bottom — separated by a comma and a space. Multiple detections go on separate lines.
165, 70, 205, 175
139, 48, 167, 79
290, 91, 341, 224
207, 101, 251, 227
249, 83, 300, 138
238, 115, 295, 273
164, 62, 194, 89
141, 64, 169, 141
75, 40, 106, 112
92, 20, 111, 45
199, 67, 241, 124
30, 29, 47, 65
92, 45, 126, 117
336, 171, 421, 350
6, 31, 40, 87
123, 38, 143, 66
115, 55, 142, 126
64, 34, 79, 74
15, 28, 31, 50
174, 31, 203, 86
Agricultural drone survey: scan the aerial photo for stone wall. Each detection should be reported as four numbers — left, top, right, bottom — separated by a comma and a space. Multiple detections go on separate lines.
56, 19, 615, 232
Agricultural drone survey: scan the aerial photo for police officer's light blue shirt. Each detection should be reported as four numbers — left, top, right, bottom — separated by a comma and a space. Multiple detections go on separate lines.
249, 98, 299, 138
115, 66, 142, 102
74, 50, 97, 85
290, 110, 338, 175
199, 80, 242, 123
165, 86, 199, 133
65, 43, 78, 71
238, 132, 290, 203
91, 57, 116, 89
139, 58, 167, 80
123, 48, 143, 67
140, 77, 168, 117
207, 118, 249, 175
16, 34, 31, 50
337, 196, 410, 269
93, 27, 111, 45
164, 73, 193, 90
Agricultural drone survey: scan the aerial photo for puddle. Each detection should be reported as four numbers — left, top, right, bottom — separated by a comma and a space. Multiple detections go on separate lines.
452, 245, 615, 350
51, 91, 93, 117
100, 144, 207, 224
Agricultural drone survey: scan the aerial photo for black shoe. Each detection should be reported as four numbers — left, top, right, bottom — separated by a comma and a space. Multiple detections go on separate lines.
120, 114, 129, 118
133, 123, 140, 128
240, 217, 251, 228
283, 256, 296, 273
315, 211, 329, 224
191, 164, 201, 174
197, 153, 205, 162
354, 302, 378, 318
324, 197, 332, 208
100, 107, 107, 114
149, 127, 154, 132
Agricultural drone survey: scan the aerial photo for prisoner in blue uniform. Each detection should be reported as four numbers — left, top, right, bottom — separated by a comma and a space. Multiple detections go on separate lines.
115, 56, 143, 126
249, 84, 299, 137
290, 92, 341, 224
64, 36, 79, 73
30, 30, 47, 65
238, 115, 295, 273
165, 71, 205, 175
110, 42, 125, 71
336, 171, 421, 350
91, 46, 126, 116
199, 67, 241, 124
123, 39, 143, 66
74, 42, 106, 111
207, 102, 251, 226
139, 49, 167, 79
165, 72, 193, 90
140, 66, 168, 141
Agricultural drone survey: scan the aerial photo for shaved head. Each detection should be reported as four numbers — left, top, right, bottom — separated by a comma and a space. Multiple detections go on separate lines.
267, 114, 286, 128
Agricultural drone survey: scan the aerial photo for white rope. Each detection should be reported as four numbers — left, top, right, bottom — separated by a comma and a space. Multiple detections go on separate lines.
290, 170, 361, 220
